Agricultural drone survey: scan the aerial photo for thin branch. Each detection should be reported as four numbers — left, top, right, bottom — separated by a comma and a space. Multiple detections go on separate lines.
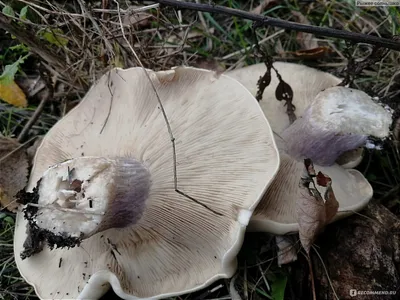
0, 135, 37, 163
113, 0, 223, 216
17, 95, 48, 142
18, 65, 54, 142
338, 42, 393, 86
151, 0, 400, 51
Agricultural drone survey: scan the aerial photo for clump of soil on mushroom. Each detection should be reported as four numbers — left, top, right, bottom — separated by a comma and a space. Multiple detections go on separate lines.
16, 179, 83, 260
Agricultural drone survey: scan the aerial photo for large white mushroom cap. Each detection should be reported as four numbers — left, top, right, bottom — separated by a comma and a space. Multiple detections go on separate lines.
14, 66, 280, 299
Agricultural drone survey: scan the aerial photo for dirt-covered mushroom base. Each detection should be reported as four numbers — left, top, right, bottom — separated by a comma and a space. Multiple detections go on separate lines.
15, 180, 82, 260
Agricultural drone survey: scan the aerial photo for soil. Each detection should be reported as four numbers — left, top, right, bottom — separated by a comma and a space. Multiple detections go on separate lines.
291, 201, 400, 300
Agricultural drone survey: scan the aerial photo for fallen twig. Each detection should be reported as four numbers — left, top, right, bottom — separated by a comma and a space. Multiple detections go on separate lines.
150, 0, 400, 51
17, 95, 49, 143
338, 40, 395, 86
17, 66, 54, 143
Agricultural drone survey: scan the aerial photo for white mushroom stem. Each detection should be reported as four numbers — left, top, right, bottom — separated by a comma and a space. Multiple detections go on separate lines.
280, 87, 392, 166
28, 156, 151, 240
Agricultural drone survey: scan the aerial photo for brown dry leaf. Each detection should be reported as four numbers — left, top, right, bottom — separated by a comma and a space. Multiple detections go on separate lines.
276, 235, 298, 266
296, 161, 340, 254
323, 179, 339, 223
251, 0, 278, 14
297, 181, 326, 254
316, 171, 339, 222
123, 11, 152, 28
123, 5, 155, 28
316, 171, 331, 187
0, 135, 29, 212
0, 80, 27, 107
291, 11, 318, 50
291, 46, 332, 60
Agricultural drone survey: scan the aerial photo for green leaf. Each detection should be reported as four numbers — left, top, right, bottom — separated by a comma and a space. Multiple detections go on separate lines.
39, 28, 68, 47
9, 43, 29, 53
4, 215, 14, 225
0, 54, 29, 85
19, 6, 28, 20
271, 274, 287, 300
2, 5, 15, 17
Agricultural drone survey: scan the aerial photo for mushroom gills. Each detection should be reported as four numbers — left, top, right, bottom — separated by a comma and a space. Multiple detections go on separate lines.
23, 156, 151, 247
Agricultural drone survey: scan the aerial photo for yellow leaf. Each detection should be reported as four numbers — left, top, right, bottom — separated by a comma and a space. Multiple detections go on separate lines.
0, 80, 27, 107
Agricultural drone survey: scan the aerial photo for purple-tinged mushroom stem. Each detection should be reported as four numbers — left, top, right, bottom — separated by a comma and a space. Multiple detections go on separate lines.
281, 117, 368, 166
280, 87, 392, 166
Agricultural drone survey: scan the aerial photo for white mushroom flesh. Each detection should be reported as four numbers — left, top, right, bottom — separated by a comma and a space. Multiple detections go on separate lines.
34, 158, 112, 238
32, 156, 151, 239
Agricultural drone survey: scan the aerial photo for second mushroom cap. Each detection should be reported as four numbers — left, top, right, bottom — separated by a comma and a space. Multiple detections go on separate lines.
226, 62, 392, 234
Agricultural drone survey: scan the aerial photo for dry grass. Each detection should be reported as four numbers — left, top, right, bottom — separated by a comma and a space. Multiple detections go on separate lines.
0, 0, 399, 299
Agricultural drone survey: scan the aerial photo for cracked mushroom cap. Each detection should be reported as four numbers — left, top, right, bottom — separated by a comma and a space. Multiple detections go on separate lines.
14, 66, 280, 299
226, 62, 364, 168
248, 136, 373, 234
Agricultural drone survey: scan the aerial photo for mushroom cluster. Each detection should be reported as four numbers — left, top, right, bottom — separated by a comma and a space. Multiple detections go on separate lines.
13, 66, 280, 299
226, 62, 392, 234
13, 62, 392, 299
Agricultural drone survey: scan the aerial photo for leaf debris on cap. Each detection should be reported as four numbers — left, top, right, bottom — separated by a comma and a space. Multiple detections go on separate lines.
296, 159, 339, 254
